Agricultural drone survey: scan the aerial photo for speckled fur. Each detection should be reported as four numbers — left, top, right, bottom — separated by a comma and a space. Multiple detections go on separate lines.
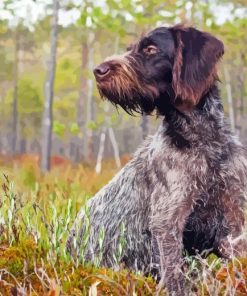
67, 26, 247, 295
67, 88, 247, 293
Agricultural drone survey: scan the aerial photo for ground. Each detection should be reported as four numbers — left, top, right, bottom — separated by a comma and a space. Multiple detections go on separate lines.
0, 154, 246, 295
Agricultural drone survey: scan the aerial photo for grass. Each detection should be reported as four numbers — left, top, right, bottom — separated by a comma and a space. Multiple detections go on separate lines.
0, 155, 246, 295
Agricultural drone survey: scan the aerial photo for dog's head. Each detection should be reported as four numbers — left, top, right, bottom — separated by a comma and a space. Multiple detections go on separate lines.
93, 25, 224, 115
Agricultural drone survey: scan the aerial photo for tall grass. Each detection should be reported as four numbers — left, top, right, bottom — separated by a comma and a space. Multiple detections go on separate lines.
0, 157, 246, 295
0, 157, 157, 295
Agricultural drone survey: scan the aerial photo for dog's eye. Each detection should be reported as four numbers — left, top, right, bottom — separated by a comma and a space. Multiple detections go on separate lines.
143, 45, 159, 55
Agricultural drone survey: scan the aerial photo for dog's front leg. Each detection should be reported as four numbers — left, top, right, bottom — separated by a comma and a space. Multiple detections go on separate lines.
153, 224, 185, 295
150, 194, 194, 296
218, 193, 247, 258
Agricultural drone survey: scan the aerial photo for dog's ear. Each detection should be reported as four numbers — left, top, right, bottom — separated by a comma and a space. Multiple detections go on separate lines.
169, 25, 224, 108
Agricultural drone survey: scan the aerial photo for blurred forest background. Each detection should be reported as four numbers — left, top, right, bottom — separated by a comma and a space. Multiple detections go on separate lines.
0, 0, 247, 172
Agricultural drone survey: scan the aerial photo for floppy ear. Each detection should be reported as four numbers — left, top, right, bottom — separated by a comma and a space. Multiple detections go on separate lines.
169, 25, 224, 108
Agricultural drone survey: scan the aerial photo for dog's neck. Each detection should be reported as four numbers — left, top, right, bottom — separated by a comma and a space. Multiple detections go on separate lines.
162, 84, 230, 149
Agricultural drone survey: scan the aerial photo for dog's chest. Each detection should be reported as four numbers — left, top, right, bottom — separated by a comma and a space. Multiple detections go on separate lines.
147, 131, 232, 196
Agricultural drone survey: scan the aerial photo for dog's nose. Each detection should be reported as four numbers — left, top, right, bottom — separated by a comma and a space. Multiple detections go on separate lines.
93, 63, 110, 78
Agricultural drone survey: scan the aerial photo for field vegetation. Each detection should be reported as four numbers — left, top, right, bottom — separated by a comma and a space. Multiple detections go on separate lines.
0, 157, 246, 295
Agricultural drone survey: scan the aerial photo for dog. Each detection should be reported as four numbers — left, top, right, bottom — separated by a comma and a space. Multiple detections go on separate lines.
67, 24, 247, 295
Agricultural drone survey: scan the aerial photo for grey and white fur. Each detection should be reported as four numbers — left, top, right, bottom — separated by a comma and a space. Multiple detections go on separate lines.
67, 25, 247, 295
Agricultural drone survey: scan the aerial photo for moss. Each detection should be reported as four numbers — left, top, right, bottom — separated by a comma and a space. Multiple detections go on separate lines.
0, 166, 246, 295
0, 247, 24, 276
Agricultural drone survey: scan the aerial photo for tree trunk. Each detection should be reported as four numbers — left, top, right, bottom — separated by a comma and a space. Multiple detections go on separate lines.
83, 32, 95, 162
12, 29, 19, 155
224, 66, 235, 133
239, 53, 245, 117
108, 127, 121, 169
41, 0, 59, 172
95, 127, 106, 174
75, 41, 88, 163
141, 114, 149, 140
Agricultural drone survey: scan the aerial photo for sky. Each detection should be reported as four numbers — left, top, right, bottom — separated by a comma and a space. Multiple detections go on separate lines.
0, 0, 246, 31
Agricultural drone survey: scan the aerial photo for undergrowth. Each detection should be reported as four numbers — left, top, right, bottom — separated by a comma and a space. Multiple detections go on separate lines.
0, 158, 246, 295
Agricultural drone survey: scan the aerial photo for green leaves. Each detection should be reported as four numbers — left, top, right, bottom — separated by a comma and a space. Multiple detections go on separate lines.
17, 79, 42, 114
53, 121, 83, 138
53, 120, 66, 138
87, 120, 97, 130
70, 122, 80, 135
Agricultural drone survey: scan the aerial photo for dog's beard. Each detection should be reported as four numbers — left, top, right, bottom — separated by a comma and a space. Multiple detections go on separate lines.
97, 85, 157, 115
96, 62, 159, 115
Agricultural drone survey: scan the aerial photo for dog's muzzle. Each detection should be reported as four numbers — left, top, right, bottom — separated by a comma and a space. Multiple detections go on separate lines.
93, 62, 111, 81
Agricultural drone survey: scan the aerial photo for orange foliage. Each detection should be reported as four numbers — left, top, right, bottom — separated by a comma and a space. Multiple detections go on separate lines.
216, 259, 247, 295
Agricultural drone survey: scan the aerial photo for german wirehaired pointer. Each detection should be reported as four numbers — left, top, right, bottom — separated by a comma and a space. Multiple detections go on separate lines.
68, 25, 247, 295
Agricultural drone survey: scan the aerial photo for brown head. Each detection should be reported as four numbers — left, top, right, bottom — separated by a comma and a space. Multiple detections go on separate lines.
93, 25, 224, 115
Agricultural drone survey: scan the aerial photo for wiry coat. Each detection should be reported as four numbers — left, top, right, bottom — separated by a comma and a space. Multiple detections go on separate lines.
67, 25, 247, 295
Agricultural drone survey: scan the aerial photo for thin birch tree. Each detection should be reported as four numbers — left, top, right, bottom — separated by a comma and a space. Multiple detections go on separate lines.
41, 0, 59, 171
141, 114, 149, 140
83, 32, 95, 162
224, 66, 235, 133
12, 28, 19, 154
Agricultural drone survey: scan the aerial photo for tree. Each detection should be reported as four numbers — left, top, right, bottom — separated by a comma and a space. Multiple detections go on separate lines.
11, 28, 19, 154
41, 0, 59, 171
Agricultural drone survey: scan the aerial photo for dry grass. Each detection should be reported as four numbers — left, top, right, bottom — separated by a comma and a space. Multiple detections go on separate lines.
0, 155, 246, 295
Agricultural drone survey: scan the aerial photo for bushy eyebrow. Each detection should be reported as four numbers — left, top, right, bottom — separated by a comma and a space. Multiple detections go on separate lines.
138, 37, 156, 50
126, 37, 157, 53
